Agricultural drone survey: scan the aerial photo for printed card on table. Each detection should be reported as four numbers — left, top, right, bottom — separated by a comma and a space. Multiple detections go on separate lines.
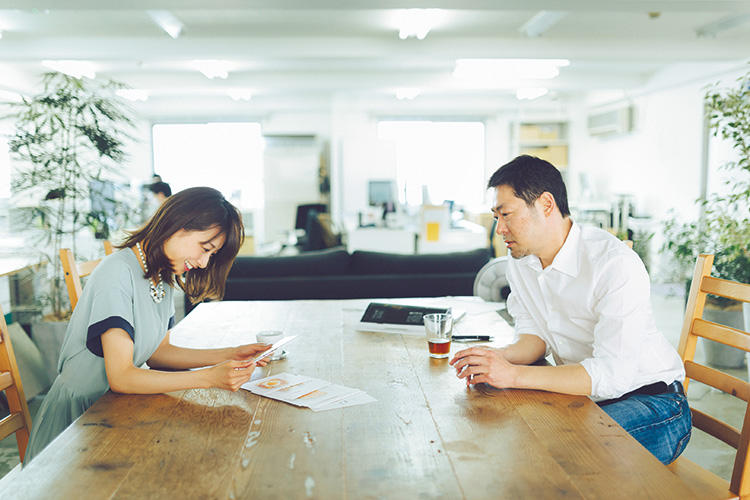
241, 372, 305, 395
271, 378, 332, 404
311, 391, 378, 412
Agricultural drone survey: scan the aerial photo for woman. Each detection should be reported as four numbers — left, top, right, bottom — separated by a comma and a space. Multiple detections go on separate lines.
24, 187, 269, 463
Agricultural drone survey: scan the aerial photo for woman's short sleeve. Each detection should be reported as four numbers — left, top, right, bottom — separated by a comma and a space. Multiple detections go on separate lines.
85, 280, 135, 357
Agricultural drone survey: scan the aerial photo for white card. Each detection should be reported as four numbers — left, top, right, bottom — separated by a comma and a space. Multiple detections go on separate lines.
241, 372, 305, 395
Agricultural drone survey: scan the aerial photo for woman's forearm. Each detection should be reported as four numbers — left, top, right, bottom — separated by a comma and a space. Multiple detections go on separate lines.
109, 364, 210, 394
148, 343, 232, 370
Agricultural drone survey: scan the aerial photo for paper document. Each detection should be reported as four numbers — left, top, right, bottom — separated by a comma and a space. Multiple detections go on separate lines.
242, 372, 376, 411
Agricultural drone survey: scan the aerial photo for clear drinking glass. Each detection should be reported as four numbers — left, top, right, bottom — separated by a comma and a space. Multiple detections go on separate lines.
423, 313, 453, 359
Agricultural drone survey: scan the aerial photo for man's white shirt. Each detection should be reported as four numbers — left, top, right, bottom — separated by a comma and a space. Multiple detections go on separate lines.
505, 221, 684, 400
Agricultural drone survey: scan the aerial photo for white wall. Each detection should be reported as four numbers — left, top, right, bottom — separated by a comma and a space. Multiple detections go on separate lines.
567, 63, 749, 279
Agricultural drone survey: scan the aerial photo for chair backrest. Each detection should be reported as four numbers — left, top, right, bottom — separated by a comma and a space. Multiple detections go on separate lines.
677, 254, 750, 496
0, 305, 32, 462
60, 249, 103, 311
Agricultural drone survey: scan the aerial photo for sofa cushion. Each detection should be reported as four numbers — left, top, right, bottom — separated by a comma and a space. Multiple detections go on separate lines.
349, 248, 491, 275
229, 247, 350, 278
223, 273, 477, 301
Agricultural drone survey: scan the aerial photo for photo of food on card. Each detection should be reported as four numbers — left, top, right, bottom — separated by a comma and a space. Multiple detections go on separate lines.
271, 378, 331, 404
241, 372, 305, 395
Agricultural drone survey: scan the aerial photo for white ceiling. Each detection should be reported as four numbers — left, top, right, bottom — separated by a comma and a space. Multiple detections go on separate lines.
0, 1, 749, 117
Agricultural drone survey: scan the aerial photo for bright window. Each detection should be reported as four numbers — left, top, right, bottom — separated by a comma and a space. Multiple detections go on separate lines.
377, 120, 485, 207
151, 122, 264, 210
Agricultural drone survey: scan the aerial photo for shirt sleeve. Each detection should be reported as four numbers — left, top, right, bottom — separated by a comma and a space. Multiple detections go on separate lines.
505, 261, 549, 355
85, 269, 136, 357
579, 252, 653, 399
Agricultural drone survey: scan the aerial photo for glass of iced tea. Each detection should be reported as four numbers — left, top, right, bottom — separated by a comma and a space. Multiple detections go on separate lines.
423, 313, 453, 359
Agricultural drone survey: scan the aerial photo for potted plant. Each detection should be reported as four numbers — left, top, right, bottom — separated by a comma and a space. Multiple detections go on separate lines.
662, 68, 750, 368
4, 72, 136, 379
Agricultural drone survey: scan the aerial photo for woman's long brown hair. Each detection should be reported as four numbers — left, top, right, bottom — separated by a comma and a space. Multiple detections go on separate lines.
119, 186, 244, 304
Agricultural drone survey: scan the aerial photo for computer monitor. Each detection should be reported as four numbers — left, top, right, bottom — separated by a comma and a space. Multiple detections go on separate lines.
368, 180, 396, 207
295, 203, 327, 231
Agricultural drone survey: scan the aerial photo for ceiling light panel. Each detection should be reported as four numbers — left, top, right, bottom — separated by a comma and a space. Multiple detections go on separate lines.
190, 60, 231, 79
394, 9, 445, 40
148, 10, 184, 39
519, 11, 567, 38
516, 87, 549, 100
453, 59, 570, 83
41, 60, 96, 79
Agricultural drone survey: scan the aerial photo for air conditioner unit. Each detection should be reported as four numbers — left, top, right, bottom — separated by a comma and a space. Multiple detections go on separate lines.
587, 106, 634, 136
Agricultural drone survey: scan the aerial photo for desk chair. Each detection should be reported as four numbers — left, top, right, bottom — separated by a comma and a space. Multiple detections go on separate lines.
667, 254, 750, 498
0, 305, 32, 462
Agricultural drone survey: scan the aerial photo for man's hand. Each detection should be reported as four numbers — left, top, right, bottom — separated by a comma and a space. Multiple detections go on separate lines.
449, 346, 520, 388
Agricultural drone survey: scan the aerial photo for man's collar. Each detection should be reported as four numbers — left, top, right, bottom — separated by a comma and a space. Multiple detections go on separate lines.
547, 220, 580, 277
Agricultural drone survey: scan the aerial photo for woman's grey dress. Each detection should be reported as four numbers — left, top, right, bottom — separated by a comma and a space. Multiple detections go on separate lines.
24, 249, 174, 463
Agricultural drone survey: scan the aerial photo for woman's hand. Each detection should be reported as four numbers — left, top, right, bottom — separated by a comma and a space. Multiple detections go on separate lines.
229, 343, 272, 367
204, 359, 258, 392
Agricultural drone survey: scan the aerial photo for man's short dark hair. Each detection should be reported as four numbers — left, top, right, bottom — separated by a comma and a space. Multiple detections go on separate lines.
487, 155, 570, 217
149, 181, 172, 197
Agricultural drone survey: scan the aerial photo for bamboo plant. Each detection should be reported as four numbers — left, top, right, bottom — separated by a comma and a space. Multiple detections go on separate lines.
5, 72, 135, 319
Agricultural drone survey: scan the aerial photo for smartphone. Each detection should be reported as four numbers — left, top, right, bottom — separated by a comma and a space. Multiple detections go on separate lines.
252, 335, 297, 363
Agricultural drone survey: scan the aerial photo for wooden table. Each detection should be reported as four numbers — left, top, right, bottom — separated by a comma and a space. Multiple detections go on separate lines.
4, 299, 700, 499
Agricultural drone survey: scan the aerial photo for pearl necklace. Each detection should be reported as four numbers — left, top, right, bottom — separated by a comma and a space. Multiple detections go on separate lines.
135, 242, 166, 304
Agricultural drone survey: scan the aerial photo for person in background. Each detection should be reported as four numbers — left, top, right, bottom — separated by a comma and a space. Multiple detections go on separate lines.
149, 180, 172, 205
24, 187, 270, 463
450, 155, 690, 464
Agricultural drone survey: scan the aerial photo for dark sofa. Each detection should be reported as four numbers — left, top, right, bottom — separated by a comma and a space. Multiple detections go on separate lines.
186, 247, 490, 311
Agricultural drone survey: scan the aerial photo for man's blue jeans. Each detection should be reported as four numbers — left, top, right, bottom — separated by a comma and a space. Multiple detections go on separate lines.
598, 392, 692, 464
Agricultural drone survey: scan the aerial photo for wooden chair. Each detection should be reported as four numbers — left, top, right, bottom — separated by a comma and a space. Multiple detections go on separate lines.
60, 249, 103, 312
667, 254, 750, 499
0, 305, 32, 462
60, 241, 114, 311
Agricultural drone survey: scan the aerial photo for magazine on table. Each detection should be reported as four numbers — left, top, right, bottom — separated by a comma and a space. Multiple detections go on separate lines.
356, 302, 465, 335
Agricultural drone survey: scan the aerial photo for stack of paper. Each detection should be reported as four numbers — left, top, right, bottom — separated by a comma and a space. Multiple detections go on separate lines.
242, 372, 376, 412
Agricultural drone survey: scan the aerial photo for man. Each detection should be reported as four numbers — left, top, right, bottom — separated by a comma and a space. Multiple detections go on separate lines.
149, 180, 172, 205
450, 155, 690, 464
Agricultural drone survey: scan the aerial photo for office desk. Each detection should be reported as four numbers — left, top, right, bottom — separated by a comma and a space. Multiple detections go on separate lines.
6, 300, 699, 499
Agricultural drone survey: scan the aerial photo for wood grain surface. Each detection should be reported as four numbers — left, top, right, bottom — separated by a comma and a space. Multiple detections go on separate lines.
2, 300, 701, 499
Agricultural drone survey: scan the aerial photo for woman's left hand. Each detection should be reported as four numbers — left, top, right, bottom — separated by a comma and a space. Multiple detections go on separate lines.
230, 343, 271, 367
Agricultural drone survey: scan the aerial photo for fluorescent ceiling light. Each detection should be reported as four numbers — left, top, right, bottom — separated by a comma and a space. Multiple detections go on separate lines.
516, 87, 549, 100
116, 89, 149, 102
453, 59, 570, 82
695, 13, 750, 38
227, 89, 253, 101
395, 88, 421, 100
147, 10, 184, 39
519, 11, 567, 37
395, 9, 445, 40
190, 60, 231, 79
41, 60, 96, 79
